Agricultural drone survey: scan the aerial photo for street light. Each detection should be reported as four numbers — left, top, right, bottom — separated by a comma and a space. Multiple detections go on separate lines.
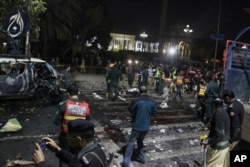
140, 31, 148, 52
140, 31, 148, 38
183, 25, 193, 59
183, 24, 193, 33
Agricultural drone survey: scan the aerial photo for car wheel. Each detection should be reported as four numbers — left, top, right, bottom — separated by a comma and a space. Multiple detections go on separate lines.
35, 87, 50, 101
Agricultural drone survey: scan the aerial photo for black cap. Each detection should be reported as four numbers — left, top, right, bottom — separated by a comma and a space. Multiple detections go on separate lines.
213, 98, 224, 106
67, 119, 95, 134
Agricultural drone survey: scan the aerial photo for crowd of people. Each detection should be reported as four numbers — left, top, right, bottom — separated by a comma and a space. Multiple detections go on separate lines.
30, 60, 245, 167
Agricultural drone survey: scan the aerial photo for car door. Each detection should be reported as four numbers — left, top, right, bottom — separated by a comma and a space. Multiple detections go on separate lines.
3, 62, 35, 96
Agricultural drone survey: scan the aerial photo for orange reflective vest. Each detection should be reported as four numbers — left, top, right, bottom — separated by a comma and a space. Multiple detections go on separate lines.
197, 84, 206, 97
62, 100, 90, 133
176, 76, 183, 86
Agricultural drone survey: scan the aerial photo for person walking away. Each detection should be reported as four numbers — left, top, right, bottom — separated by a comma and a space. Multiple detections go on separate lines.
141, 64, 149, 87
33, 119, 106, 167
121, 86, 157, 167
107, 63, 122, 101
222, 89, 245, 150
193, 79, 207, 121
201, 98, 230, 167
127, 63, 135, 88
172, 71, 184, 100
53, 83, 90, 167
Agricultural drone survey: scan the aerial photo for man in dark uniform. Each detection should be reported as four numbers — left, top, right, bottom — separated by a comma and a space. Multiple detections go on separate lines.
106, 63, 122, 101
54, 83, 90, 167
222, 89, 245, 150
121, 86, 157, 167
202, 98, 230, 167
33, 119, 107, 167
204, 74, 219, 125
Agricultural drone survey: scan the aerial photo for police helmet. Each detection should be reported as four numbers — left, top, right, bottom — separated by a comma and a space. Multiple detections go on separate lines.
213, 98, 224, 106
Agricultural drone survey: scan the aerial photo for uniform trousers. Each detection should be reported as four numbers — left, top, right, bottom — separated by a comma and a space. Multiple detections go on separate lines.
206, 146, 229, 167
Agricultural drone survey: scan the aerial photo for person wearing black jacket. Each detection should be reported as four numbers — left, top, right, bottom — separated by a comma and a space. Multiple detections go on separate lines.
222, 89, 245, 150
33, 119, 106, 167
202, 98, 230, 167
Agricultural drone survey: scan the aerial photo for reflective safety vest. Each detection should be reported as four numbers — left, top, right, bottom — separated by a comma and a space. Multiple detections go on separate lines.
197, 84, 206, 97
154, 69, 161, 79
62, 100, 90, 133
176, 76, 183, 86
172, 69, 177, 80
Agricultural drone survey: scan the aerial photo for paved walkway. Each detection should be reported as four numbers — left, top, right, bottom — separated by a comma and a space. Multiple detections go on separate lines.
72, 71, 250, 143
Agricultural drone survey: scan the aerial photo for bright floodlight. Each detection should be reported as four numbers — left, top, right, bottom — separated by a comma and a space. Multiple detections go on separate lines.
168, 47, 176, 55
128, 59, 132, 64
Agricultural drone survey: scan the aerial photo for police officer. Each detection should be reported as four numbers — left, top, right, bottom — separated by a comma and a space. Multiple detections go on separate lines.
33, 119, 106, 167
53, 83, 90, 167
172, 71, 184, 100
222, 89, 245, 150
202, 98, 230, 167
106, 62, 122, 101
193, 79, 207, 121
204, 74, 219, 125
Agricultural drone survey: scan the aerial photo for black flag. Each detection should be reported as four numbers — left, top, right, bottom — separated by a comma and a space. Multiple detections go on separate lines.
2, 10, 30, 39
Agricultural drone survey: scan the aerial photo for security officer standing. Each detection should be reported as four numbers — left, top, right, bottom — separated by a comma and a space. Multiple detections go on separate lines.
193, 79, 207, 121
106, 62, 122, 101
204, 74, 219, 125
222, 89, 245, 150
202, 98, 230, 167
121, 86, 157, 167
33, 119, 106, 167
53, 83, 90, 167
172, 71, 184, 100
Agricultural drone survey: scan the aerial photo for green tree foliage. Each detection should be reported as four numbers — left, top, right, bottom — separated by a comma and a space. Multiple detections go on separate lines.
38, 0, 112, 60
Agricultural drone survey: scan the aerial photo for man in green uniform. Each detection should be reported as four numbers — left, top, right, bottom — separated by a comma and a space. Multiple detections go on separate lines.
106, 63, 122, 101
204, 74, 219, 125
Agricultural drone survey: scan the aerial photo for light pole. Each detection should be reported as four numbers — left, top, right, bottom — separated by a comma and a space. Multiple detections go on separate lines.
183, 25, 193, 59
140, 32, 148, 52
213, 0, 222, 71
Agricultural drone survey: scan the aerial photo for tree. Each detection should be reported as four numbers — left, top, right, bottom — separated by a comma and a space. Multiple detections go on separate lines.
37, 0, 112, 63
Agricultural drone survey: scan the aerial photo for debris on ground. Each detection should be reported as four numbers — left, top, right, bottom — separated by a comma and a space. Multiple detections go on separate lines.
0, 118, 22, 132
5, 159, 35, 167
92, 92, 104, 99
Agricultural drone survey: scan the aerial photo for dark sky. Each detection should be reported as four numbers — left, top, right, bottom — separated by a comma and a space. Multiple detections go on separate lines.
103, 0, 250, 41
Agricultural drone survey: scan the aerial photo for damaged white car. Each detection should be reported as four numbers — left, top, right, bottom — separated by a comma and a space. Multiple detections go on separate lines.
0, 54, 65, 102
